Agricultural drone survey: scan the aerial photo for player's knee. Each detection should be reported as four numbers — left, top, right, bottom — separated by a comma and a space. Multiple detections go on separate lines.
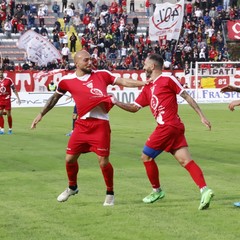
65, 154, 78, 163
98, 156, 109, 167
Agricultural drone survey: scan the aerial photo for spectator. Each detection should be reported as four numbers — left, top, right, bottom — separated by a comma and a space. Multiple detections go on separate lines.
63, 12, 71, 32
48, 81, 57, 91
41, 3, 49, 16
27, 13, 35, 29
73, 14, 81, 33
53, 30, 60, 50
77, 2, 84, 20
132, 14, 139, 34
17, 20, 25, 35
70, 32, 77, 53
130, 0, 135, 12
30, 4, 37, 16
70, 2, 76, 11
145, 0, 151, 17
11, 16, 18, 34
52, 1, 60, 17
38, 7, 45, 27
62, 0, 68, 12
4, 20, 12, 38
61, 43, 70, 62
40, 25, 48, 36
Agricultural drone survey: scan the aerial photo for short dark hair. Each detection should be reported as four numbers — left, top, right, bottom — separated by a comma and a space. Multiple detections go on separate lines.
148, 54, 164, 69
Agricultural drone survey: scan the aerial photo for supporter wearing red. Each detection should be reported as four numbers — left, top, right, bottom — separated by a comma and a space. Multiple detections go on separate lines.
10, 16, 18, 34
145, 0, 151, 17
17, 20, 25, 35
83, 13, 91, 33
186, 2, 193, 17
9, 0, 15, 17
208, 46, 218, 61
0, 9, 6, 24
0, 68, 21, 135
109, 0, 118, 19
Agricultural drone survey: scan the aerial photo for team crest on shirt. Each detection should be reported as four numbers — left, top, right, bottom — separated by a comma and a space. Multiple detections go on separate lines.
83, 80, 93, 89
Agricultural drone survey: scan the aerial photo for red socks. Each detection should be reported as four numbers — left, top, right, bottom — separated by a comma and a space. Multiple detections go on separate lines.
66, 161, 114, 192
8, 116, 12, 128
66, 161, 79, 187
185, 160, 206, 189
101, 162, 114, 192
0, 115, 4, 128
0, 115, 12, 129
143, 160, 160, 189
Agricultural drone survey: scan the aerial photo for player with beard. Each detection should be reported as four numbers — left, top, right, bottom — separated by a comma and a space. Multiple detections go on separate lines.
31, 50, 148, 206
113, 53, 214, 210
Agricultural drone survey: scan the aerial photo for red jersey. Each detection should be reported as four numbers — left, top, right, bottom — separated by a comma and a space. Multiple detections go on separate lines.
83, 15, 90, 25
0, 77, 14, 101
186, 3, 193, 14
57, 70, 117, 119
134, 74, 184, 126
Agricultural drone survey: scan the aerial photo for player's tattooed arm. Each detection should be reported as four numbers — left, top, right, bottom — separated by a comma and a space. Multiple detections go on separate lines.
40, 92, 62, 117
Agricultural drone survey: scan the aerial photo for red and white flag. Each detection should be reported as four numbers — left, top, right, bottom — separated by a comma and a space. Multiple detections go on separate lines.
149, 0, 184, 41
227, 20, 240, 40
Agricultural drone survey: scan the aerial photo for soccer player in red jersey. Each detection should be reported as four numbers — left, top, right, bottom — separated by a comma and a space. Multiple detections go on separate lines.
220, 84, 240, 208
0, 68, 21, 135
31, 50, 148, 206
113, 53, 214, 210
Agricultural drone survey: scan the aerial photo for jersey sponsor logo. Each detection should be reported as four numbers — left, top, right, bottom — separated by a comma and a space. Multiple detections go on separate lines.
90, 88, 103, 96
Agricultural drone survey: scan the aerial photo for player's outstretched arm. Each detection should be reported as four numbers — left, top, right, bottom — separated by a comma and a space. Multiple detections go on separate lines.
228, 100, 240, 111
115, 77, 149, 87
31, 92, 62, 129
220, 85, 240, 93
112, 96, 140, 113
180, 90, 211, 130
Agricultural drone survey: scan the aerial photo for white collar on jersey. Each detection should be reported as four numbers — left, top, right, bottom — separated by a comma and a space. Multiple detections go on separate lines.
74, 72, 91, 81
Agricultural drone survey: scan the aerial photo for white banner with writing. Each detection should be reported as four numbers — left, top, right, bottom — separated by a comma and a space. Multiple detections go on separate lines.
149, 0, 184, 41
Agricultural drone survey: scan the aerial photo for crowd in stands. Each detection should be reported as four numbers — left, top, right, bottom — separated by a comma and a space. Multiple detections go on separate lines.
0, 0, 240, 72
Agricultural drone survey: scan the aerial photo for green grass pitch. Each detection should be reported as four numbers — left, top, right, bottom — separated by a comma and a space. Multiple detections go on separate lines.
0, 104, 239, 240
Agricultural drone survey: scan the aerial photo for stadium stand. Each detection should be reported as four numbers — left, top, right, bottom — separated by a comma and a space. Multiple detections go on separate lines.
0, 0, 239, 71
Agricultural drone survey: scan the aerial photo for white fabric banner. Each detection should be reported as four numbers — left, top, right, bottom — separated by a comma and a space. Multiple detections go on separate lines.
149, 0, 184, 41
17, 30, 62, 66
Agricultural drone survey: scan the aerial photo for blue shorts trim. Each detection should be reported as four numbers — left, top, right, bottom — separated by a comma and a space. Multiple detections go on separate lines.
143, 145, 163, 159
73, 105, 77, 114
